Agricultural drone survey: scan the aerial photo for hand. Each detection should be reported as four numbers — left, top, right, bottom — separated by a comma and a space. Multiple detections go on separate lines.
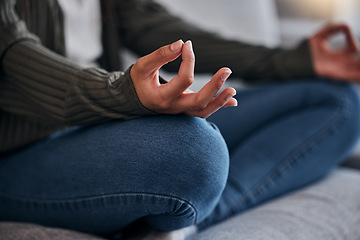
130, 40, 237, 118
310, 23, 360, 82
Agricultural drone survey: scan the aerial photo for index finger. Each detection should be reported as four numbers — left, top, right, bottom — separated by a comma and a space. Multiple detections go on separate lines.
160, 40, 195, 99
138, 40, 183, 74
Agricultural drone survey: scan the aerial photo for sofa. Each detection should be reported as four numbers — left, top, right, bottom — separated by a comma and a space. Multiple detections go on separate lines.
2, 1, 360, 239
2, 164, 360, 240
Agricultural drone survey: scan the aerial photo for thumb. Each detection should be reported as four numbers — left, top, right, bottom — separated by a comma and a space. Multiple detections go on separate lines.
139, 40, 184, 73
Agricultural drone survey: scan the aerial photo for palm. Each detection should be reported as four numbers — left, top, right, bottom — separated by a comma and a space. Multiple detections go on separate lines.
320, 51, 360, 81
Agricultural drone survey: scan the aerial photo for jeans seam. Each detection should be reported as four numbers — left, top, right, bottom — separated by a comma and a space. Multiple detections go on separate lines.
229, 87, 348, 215
0, 190, 198, 224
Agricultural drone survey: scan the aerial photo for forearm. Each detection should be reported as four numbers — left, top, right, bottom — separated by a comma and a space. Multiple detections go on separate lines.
1, 40, 154, 126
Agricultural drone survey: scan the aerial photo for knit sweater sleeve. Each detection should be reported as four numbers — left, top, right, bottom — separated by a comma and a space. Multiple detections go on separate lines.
0, 0, 154, 126
116, 0, 316, 82
0, 0, 155, 153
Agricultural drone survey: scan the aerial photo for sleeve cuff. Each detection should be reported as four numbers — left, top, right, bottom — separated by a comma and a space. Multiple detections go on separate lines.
274, 40, 317, 80
71, 65, 157, 121
114, 66, 158, 117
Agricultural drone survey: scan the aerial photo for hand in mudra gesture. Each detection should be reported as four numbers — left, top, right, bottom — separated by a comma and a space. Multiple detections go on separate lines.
130, 40, 237, 118
310, 24, 360, 82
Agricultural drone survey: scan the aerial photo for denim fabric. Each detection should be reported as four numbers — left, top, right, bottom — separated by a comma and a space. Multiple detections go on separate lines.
0, 115, 229, 234
0, 80, 359, 235
201, 80, 360, 228
191, 168, 360, 240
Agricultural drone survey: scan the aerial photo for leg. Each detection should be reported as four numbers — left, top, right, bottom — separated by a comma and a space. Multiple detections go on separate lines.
0, 115, 229, 235
200, 80, 360, 228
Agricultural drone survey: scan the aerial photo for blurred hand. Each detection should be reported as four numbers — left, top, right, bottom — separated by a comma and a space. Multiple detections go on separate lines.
310, 23, 360, 82
130, 40, 237, 118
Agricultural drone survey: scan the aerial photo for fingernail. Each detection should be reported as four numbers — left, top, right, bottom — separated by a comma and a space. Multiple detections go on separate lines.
170, 40, 183, 51
221, 69, 232, 80
226, 89, 236, 101
230, 98, 238, 107
225, 95, 233, 101
185, 40, 193, 50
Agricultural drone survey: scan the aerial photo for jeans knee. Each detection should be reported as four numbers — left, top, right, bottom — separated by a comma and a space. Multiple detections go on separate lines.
340, 83, 360, 115
149, 115, 229, 224
305, 81, 359, 116
311, 81, 360, 147
328, 82, 360, 126
188, 119, 229, 221
337, 83, 360, 143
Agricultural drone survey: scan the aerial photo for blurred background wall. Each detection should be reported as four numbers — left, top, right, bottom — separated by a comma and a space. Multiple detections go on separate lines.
155, 0, 281, 47
276, 0, 360, 47
155, 0, 360, 48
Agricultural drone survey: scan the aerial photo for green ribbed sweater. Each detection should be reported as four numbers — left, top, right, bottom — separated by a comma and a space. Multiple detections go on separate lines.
0, 0, 316, 154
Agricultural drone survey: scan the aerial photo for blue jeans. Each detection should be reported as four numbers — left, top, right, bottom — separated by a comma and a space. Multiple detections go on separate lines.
1, 80, 360, 235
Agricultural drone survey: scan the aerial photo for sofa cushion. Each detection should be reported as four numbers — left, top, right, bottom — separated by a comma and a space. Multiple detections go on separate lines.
190, 168, 360, 240
0, 222, 105, 240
